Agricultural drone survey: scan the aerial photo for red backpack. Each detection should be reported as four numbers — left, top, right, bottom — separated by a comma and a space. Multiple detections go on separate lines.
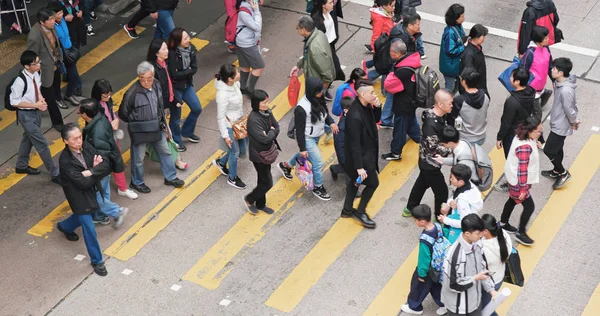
225, 7, 252, 44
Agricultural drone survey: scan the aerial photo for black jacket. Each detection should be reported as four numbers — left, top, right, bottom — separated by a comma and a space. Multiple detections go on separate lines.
152, 60, 183, 110
390, 24, 421, 54
141, 0, 178, 13
344, 99, 381, 175
518, 0, 559, 55
389, 52, 421, 115
83, 114, 125, 173
419, 109, 452, 171
496, 86, 535, 141
59, 144, 111, 215
247, 109, 280, 163
167, 44, 198, 91
118, 80, 167, 145
460, 42, 488, 93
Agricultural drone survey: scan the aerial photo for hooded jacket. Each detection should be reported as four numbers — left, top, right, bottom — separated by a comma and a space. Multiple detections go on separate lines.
419, 109, 452, 170
448, 89, 490, 143
293, 77, 334, 151
460, 42, 487, 93
518, 0, 559, 55
236, 1, 262, 48
369, 7, 395, 51
496, 86, 535, 141
440, 140, 479, 184
442, 182, 483, 229
215, 80, 244, 139
550, 75, 578, 136
384, 52, 422, 115
297, 29, 335, 83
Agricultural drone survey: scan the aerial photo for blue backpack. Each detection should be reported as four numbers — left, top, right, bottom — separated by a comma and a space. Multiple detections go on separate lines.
332, 82, 356, 117
422, 223, 452, 283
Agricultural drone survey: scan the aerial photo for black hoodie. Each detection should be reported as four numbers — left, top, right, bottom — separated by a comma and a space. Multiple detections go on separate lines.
518, 0, 559, 55
496, 86, 535, 141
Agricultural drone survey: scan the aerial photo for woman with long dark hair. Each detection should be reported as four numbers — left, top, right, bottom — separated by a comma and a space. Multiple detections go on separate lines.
235, 0, 264, 95
439, 3, 466, 92
312, 0, 345, 89
481, 214, 512, 316
500, 116, 542, 246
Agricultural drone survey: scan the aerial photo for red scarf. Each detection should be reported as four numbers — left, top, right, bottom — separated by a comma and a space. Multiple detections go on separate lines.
157, 59, 174, 102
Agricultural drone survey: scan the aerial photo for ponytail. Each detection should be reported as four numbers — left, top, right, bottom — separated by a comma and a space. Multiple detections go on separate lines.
482, 214, 509, 263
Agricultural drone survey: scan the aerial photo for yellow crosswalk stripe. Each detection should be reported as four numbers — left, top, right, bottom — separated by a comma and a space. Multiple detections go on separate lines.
582, 280, 600, 316
265, 141, 419, 313
0, 27, 146, 132
104, 75, 305, 261
496, 134, 600, 315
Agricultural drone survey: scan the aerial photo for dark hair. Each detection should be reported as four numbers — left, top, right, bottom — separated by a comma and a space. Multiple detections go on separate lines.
411, 204, 432, 221
60, 123, 80, 140
347, 68, 367, 85
482, 214, 509, 263
552, 57, 573, 77
460, 68, 480, 89
78, 99, 100, 118
469, 24, 488, 39
20, 50, 38, 66
445, 3, 465, 26
354, 78, 374, 91
451, 164, 472, 184
167, 27, 186, 50
340, 97, 354, 110
439, 125, 460, 144
402, 13, 421, 27
511, 68, 530, 87
91, 79, 113, 102
46, 1, 66, 14
377, 0, 394, 6
251, 89, 269, 111
37, 8, 55, 23
235, 0, 244, 10
147, 39, 165, 64
461, 213, 484, 233
531, 25, 549, 43
515, 116, 541, 140
215, 64, 237, 82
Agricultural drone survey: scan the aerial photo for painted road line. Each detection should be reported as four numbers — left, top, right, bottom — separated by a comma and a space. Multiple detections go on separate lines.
582, 281, 600, 316
363, 147, 506, 315
104, 76, 306, 261
265, 141, 419, 313
496, 134, 600, 315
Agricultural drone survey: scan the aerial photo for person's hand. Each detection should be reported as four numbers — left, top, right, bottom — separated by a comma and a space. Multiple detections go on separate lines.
330, 123, 339, 134
151, 12, 158, 19
176, 102, 183, 108
449, 200, 457, 209
259, 0, 264, 4
357, 168, 368, 181
300, 151, 309, 158
224, 137, 233, 148
474, 270, 490, 281
249, 0, 258, 10
290, 66, 299, 77
440, 203, 450, 215
490, 290, 498, 300
36, 100, 48, 111
437, 214, 446, 223
186, 0, 192, 4
76, 11, 82, 18
417, 277, 425, 283
496, 140, 503, 149
111, 118, 119, 131
81, 170, 92, 177
573, 120, 580, 130
92, 155, 103, 167
518, 191, 527, 201
536, 141, 543, 149
65, 14, 73, 22
433, 154, 444, 164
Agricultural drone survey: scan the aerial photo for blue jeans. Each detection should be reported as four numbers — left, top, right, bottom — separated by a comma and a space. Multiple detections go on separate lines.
66, 63, 82, 97
94, 175, 120, 218
219, 128, 247, 180
481, 281, 503, 316
154, 9, 175, 39
287, 136, 324, 187
59, 214, 102, 264
130, 132, 178, 185
391, 114, 421, 155
172, 86, 202, 146
380, 92, 394, 126
444, 74, 457, 92
416, 36, 425, 56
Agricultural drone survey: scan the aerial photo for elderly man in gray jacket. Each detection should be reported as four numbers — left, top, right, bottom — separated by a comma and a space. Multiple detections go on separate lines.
542, 57, 579, 189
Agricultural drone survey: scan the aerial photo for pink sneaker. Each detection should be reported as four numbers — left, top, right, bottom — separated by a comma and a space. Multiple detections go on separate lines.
361, 60, 368, 74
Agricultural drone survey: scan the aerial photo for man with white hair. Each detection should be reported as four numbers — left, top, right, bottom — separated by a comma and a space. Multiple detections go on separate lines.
118, 61, 184, 193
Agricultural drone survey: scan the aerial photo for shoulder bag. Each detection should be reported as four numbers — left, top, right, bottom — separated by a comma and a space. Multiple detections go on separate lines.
227, 114, 248, 140
256, 116, 281, 164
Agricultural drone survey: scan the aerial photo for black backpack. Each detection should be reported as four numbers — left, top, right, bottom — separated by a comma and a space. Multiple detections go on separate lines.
373, 32, 401, 75
4, 72, 27, 111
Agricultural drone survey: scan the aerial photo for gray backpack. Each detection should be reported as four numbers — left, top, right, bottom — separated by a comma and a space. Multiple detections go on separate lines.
458, 142, 493, 191
399, 65, 440, 108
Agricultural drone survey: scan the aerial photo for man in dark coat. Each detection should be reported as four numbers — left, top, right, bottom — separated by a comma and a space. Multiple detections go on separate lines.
517, 0, 560, 55
341, 80, 381, 229
459, 24, 489, 95
56, 123, 111, 276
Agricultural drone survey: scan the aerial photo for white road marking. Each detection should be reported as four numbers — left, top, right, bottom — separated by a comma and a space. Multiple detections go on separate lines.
345, 0, 600, 57
592, 126, 599, 132
219, 299, 231, 306
121, 269, 133, 275
170, 284, 181, 291
74, 254, 86, 261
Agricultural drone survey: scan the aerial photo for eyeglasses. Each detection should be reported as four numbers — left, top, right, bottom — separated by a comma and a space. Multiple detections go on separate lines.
139, 76, 154, 82
101, 93, 112, 99
30, 61, 41, 66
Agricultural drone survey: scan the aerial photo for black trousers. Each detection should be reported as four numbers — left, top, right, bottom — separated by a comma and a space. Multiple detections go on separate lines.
502, 132, 515, 159
500, 196, 535, 233
343, 169, 379, 213
246, 162, 273, 209
127, 7, 150, 29
407, 167, 448, 217
40, 70, 64, 126
544, 131, 567, 173
330, 42, 345, 82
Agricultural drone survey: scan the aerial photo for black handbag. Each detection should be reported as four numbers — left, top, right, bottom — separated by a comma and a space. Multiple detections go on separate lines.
63, 46, 81, 64
504, 247, 525, 286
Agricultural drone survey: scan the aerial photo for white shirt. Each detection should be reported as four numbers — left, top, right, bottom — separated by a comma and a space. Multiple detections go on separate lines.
10, 70, 42, 110
324, 12, 336, 44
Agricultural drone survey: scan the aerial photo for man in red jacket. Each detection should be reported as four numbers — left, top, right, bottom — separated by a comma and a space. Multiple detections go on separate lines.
517, 0, 560, 56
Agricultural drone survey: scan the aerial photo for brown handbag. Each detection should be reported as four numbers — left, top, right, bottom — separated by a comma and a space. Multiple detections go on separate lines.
227, 115, 248, 140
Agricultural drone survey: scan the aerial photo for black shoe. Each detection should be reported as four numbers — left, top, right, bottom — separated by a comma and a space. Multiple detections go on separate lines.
92, 215, 110, 225
57, 223, 79, 241
243, 197, 258, 215
57, 100, 69, 109
553, 171, 571, 189
227, 176, 247, 189
312, 186, 331, 201
91, 262, 108, 276
363, 44, 373, 53
516, 232, 534, 246
213, 159, 229, 176
123, 25, 139, 39
185, 134, 200, 143
15, 166, 41, 175
330, 166, 338, 181
130, 182, 151, 193
278, 162, 293, 180
164, 178, 185, 188
381, 152, 401, 161
501, 223, 518, 234
177, 143, 187, 152
540, 89, 552, 108
341, 208, 353, 218
541, 170, 560, 179
90, 11, 98, 21
352, 211, 376, 229
240, 88, 249, 96
379, 124, 393, 129
51, 176, 62, 185
260, 206, 275, 214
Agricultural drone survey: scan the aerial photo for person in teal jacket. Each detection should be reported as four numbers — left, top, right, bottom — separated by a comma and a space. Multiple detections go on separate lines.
439, 4, 467, 93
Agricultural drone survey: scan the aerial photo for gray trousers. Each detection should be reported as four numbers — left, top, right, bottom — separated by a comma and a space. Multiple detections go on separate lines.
17, 110, 59, 177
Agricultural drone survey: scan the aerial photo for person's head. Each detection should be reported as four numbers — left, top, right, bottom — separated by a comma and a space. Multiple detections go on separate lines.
389, 39, 407, 61
378, 0, 395, 14
167, 27, 190, 50
469, 24, 488, 45
20, 50, 40, 73
516, 116, 542, 141
402, 13, 421, 34
510, 68, 530, 89
78, 99, 100, 122
251, 89, 270, 111
37, 8, 56, 29
411, 204, 432, 227
316, 0, 334, 13
445, 3, 465, 26
91, 79, 113, 103
47, 1, 65, 22
450, 164, 471, 188
147, 39, 168, 63
481, 214, 510, 262
439, 125, 460, 149
297, 16, 315, 38
137, 61, 155, 90
340, 96, 354, 113
460, 68, 480, 90
355, 79, 378, 106
433, 89, 453, 115
215, 63, 239, 85
461, 213, 484, 243
347, 68, 367, 85
61, 123, 83, 151
552, 57, 573, 79
531, 25, 549, 46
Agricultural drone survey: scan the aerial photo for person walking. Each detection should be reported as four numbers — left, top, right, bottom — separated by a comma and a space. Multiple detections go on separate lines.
480, 214, 512, 316
517, 0, 560, 56
167, 27, 202, 150
278, 77, 338, 201
439, 3, 466, 92
151, 0, 192, 40
520, 25, 554, 120
55, 123, 111, 276
391, 12, 422, 55
435, 125, 480, 186
212, 63, 248, 189
56, 0, 87, 48
361, 0, 396, 79
235, 0, 264, 96
397, 0, 425, 58
118, 61, 185, 193
499, 117, 543, 246
244, 89, 280, 215
331, 68, 366, 117
312, 0, 345, 86
123, 0, 150, 39
81, 0, 103, 36
459, 24, 488, 94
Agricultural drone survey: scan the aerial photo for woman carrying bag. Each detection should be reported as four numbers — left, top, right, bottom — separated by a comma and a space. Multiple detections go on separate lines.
439, 3, 466, 93
481, 214, 512, 316
213, 64, 248, 190
312, 0, 345, 95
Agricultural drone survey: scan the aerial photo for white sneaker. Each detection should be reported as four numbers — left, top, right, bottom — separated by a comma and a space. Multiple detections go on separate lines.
113, 207, 128, 228
401, 304, 423, 315
436, 306, 448, 315
118, 188, 139, 200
